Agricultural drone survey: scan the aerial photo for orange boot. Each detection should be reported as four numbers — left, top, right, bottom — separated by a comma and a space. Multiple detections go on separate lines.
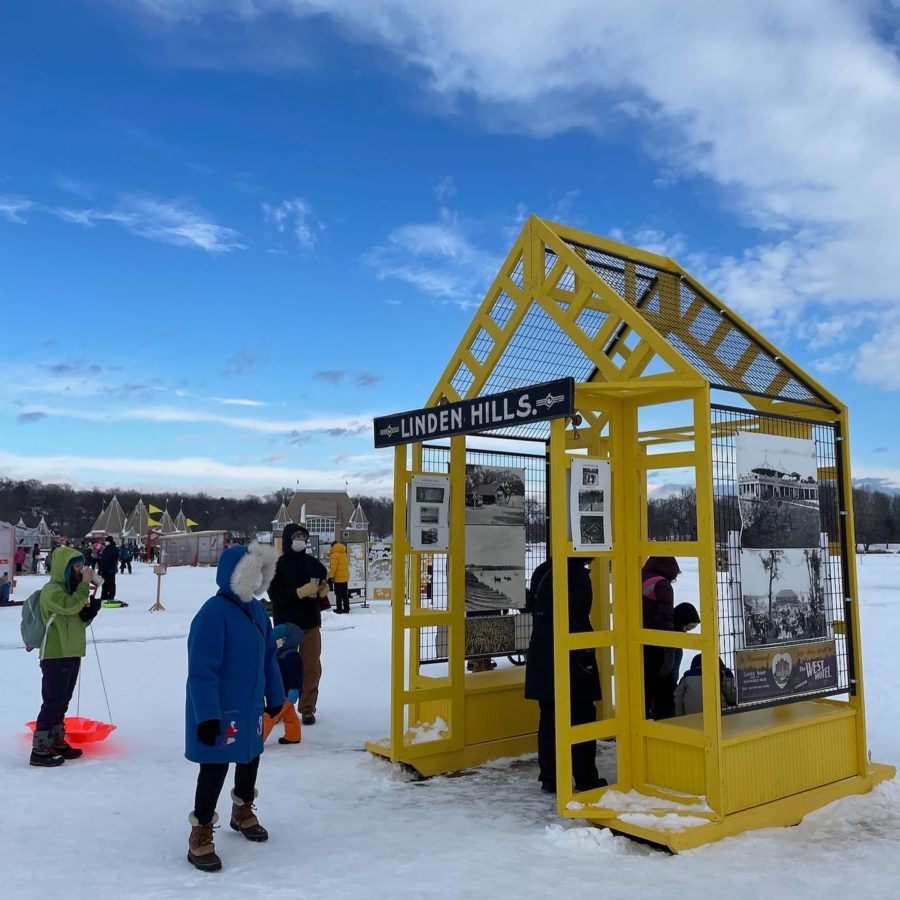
278, 700, 302, 744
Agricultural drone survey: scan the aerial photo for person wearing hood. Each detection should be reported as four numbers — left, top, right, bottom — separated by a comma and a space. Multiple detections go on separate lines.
267, 523, 328, 725
524, 557, 606, 795
641, 556, 699, 720
674, 653, 736, 716
98, 535, 120, 605
328, 540, 350, 614
185, 543, 285, 873
263, 622, 304, 745
30, 546, 101, 766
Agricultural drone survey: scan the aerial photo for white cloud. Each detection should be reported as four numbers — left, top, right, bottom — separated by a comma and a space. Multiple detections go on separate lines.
0, 449, 393, 495
52, 197, 246, 252
212, 396, 269, 407
262, 197, 321, 249
131, 1, 900, 331
0, 196, 32, 223
366, 209, 500, 309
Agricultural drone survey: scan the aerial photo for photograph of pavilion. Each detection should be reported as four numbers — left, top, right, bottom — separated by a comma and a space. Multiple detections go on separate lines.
736, 431, 821, 549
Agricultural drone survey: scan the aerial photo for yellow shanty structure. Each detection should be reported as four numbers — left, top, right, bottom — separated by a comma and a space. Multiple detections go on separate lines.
366, 215, 893, 851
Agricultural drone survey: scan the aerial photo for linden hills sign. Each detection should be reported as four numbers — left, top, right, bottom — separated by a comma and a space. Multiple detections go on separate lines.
373, 378, 575, 448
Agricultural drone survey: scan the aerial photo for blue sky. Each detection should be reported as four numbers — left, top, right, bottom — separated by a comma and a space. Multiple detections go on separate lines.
3, 0, 900, 498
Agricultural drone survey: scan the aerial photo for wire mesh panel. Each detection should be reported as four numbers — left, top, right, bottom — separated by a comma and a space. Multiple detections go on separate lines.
711, 404, 851, 712
418, 443, 547, 664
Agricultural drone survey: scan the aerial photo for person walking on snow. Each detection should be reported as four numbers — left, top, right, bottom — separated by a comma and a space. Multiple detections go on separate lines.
262, 623, 304, 745
267, 523, 328, 726
185, 542, 284, 873
119, 543, 133, 575
29, 546, 101, 766
328, 540, 351, 614
31, 542, 41, 575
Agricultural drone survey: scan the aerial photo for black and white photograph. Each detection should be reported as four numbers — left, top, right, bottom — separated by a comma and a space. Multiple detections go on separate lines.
464, 525, 525, 612
416, 485, 446, 504
579, 515, 605, 546
464, 464, 526, 526
570, 457, 612, 551
736, 431, 820, 549
740, 547, 828, 647
578, 489, 604, 513
409, 474, 450, 550
420, 505, 440, 524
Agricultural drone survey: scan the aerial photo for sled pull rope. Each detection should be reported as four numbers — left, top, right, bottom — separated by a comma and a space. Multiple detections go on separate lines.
90, 624, 114, 725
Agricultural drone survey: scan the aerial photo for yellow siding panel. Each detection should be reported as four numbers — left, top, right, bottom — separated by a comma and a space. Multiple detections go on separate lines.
645, 738, 706, 796
723, 714, 858, 814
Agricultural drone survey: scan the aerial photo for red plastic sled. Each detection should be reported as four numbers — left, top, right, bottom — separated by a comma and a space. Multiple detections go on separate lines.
26, 716, 116, 743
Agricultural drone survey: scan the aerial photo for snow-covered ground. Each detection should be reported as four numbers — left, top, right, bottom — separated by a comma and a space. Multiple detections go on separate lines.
2, 557, 899, 899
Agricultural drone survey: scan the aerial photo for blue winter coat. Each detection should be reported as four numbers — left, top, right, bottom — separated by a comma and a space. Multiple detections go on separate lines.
185, 546, 285, 764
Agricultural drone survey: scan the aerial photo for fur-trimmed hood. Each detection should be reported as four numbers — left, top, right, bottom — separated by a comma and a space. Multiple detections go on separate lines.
216, 543, 278, 604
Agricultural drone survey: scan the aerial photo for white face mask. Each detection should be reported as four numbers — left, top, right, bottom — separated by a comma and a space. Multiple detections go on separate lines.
291, 540, 307, 552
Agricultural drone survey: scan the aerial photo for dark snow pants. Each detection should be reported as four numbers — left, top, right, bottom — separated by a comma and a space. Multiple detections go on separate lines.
36, 657, 81, 732
334, 582, 350, 614
193, 755, 260, 826
537, 698, 599, 790
100, 572, 116, 601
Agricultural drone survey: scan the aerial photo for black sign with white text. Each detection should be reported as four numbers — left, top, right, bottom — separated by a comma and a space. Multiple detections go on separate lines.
373, 378, 575, 448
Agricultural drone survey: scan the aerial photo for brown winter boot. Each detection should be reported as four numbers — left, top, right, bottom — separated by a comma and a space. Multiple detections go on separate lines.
230, 790, 268, 842
188, 813, 222, 872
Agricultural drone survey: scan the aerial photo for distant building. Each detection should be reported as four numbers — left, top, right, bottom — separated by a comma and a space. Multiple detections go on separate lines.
739, 464, 817, 504
286, 490, 359, 544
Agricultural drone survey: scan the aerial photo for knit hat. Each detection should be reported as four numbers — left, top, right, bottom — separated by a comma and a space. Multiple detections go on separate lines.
674, 602, 700, 630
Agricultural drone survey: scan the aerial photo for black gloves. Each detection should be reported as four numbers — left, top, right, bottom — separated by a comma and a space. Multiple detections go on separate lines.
197, 719, 221, 747
264, 705, 283, 718
328, 579, 334, 590
79, 595, 102, 623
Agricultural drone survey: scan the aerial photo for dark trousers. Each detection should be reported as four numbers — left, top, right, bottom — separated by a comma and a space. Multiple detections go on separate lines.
36, 657, 81, 732
193, 756, 260, 825
100, 572, 116, 601
119, 560, 132, 574
537, 697, 599, 789
644, 647, 676, 720
334, 582, 350, 614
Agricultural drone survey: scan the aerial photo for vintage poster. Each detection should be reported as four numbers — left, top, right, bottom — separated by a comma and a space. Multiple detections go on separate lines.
736, 431, 820, 549
464, 464, 526, 611
435, 613, 532, 660
347, 541, 366, 593
735, 641, 838, 704
367, 540, 392, 600
569, 458, 612, 552
740, 547, 828, 647
408, 474, 450, 551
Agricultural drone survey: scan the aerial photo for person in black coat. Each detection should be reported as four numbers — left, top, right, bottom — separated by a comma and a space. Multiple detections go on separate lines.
98, 536, 119, 604
267, 523, 328, 725
525, 557, 605, 794
641, 555, 688, 720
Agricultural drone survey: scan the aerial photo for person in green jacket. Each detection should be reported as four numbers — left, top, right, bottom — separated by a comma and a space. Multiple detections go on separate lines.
30, 546, 101, 767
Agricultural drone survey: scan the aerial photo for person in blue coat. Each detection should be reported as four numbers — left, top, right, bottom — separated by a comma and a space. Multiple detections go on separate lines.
185, 542, 284, 873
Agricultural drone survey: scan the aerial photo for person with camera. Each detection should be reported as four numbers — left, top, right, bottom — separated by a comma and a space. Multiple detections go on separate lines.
30, 546, 102, 767
267, 523, 328, 725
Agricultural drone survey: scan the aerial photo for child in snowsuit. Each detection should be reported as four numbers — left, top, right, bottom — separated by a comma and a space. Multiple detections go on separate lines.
674, 654, 737, 715
30, 547, 101, 766
263, 623, 304, 744
185, 543, 284, 873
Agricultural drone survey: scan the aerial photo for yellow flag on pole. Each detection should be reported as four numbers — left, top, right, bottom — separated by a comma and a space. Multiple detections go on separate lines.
148, 504, 163, 514
147, 518, 161, 527
185, 518, 199, 527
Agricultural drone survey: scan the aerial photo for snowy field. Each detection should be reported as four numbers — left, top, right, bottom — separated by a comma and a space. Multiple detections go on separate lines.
2, 556, 899, 899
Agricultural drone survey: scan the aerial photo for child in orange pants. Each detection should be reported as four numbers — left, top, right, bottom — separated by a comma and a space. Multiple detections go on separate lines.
263, 623, 304, 745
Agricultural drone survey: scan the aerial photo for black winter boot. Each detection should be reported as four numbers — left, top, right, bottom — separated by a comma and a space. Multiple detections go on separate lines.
30, 730, 65, 767
188, 813, 222, 872
51, 724, 83, 760
230, 790, 268, 841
